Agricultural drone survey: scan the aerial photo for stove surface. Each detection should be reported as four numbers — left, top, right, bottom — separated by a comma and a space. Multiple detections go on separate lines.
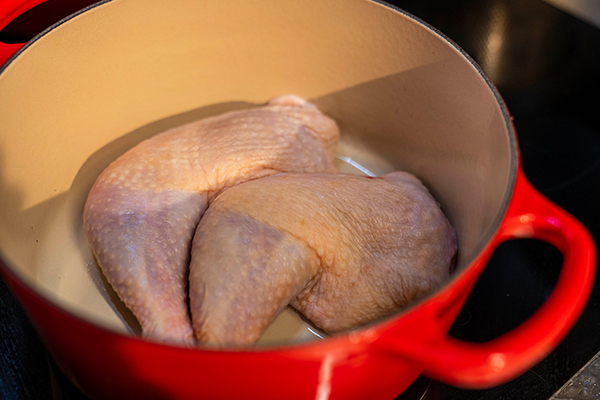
1, 0, 599, 399
391, 0, 600, 399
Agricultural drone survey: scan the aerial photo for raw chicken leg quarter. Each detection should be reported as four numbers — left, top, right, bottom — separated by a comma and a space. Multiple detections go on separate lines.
83, 96, 339, 346
190, 172, 458, 347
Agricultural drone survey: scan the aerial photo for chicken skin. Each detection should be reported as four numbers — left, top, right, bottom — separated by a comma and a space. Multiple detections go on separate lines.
83, 96, 339, 345
189, 172, 457, 347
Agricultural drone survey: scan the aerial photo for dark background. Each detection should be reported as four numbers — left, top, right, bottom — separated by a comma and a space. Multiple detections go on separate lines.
1, 0, 599, 399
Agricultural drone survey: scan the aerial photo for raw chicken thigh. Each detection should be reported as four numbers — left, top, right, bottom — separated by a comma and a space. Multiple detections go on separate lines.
83, 96, 339, 345
189, 172, 458, 347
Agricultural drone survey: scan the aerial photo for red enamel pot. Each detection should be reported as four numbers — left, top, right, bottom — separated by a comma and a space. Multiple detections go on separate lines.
0, 1, 595, 399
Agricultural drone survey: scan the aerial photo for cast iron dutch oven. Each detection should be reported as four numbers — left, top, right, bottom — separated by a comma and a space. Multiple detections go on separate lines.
0, 0, 596, 399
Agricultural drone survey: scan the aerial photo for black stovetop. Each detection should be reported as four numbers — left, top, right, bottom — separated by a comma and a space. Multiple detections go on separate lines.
394, 0, 600, 399
1, 0, 599, 399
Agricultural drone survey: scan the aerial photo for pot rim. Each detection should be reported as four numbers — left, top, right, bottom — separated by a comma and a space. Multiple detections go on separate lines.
0, 0, 519, 351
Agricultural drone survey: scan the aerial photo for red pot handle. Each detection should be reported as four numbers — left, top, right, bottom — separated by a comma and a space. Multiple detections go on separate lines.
0, 0, 49, 67
386, 168, 596, 388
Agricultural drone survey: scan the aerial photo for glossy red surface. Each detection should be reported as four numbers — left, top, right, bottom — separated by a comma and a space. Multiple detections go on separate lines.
0, 0, 44, 65
0, 1, 596, 399
0, 267, 431, 400
379, 168, 596, 388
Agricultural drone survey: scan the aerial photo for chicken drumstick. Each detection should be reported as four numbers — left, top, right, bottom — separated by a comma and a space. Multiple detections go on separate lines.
83, 96, 339, 345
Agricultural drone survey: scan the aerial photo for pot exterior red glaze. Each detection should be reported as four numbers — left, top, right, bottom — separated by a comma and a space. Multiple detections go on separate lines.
0, 0, 49, 64
376, 167, 596, 388
1, 266, 425, 400
3, 167, 593, 400
0, 1, 595, 399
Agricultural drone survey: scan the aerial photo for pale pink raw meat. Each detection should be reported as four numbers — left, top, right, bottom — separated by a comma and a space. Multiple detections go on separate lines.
189, 172, 458, 347
83, 96, 339, 345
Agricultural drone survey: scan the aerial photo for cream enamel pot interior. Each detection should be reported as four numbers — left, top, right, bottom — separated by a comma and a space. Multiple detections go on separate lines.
0, 1, 596, 399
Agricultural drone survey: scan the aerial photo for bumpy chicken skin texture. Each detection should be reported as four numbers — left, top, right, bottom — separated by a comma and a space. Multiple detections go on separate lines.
83, 96, 339, 346
189, 172, 458, 347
